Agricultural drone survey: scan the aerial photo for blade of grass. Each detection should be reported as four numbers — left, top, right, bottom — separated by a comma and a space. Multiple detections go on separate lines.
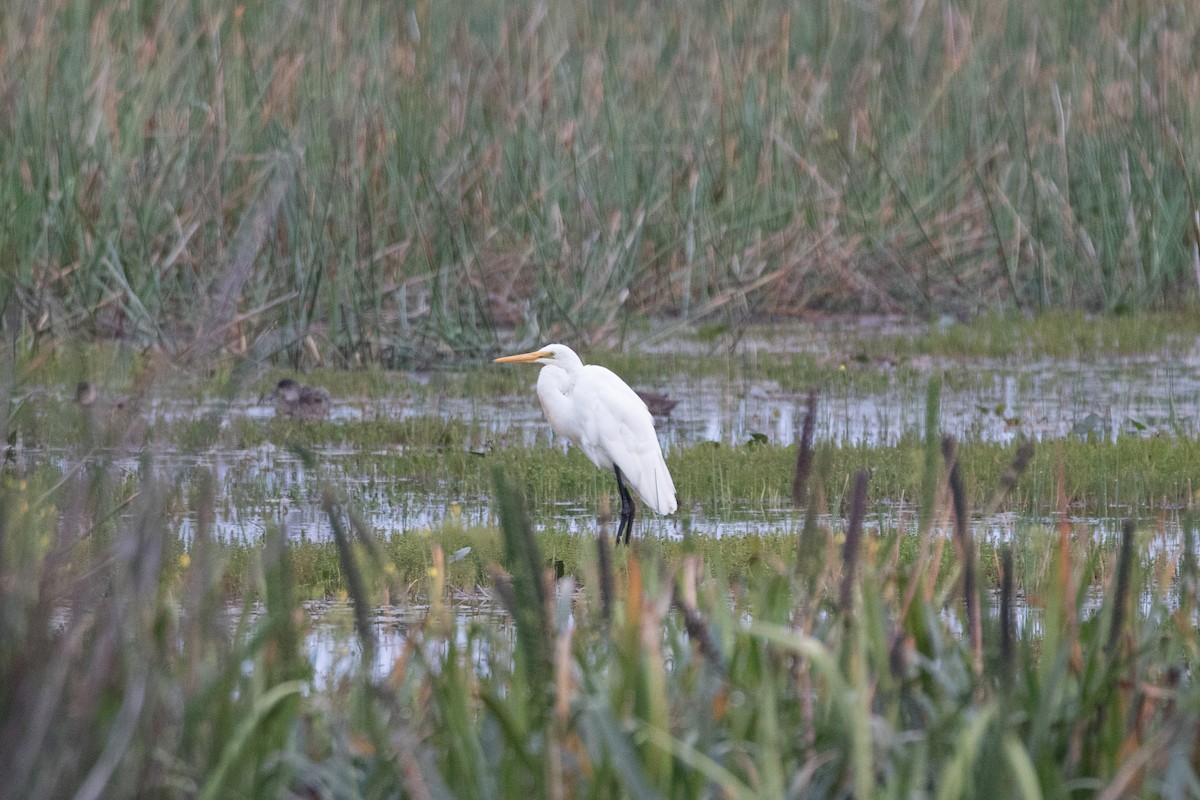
197, 680, 306, 800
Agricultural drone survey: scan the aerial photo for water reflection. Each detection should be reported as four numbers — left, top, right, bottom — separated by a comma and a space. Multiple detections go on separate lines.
299, 599, 511, 687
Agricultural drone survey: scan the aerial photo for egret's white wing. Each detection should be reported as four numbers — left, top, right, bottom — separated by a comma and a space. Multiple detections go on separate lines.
575, 365, 677, 515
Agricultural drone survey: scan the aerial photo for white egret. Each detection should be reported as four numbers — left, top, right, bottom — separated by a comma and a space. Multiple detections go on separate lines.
494, 344, 677, 544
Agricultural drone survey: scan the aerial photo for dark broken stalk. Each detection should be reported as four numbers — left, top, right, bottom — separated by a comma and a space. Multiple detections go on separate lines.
671, 584, 724, 674
490, 567, 518, 619
943, 436, 981, 675
981, 439, 1035, 517
1000, 546, 1014, 688
792, 389, 818, 507
839, 469, 870, 616
992, 443, 1032, 689
1106, 519, 1136, 661
322, 488, 377, 667
792, 390, 820, 583
1180, 512, 1197, 617
597, 526, 614, 626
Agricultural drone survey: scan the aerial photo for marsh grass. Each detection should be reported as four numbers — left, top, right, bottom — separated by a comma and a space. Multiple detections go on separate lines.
3, 0, 1200, 364
214, 432, 1200, 519
5, 0, 1200, 785
212, 502, 1165, 603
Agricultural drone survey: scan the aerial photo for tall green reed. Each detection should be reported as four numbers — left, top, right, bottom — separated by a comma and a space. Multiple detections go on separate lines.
2, 0, 1198, 367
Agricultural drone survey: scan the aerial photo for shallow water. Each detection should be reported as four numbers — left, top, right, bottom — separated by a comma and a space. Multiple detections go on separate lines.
295, 538, 1181, 681
63, 334, 1200, 449
266, 353, 1196, 446
29, 339, 1200, 548
156, 442, 1188, 546
298, 598, 512, 687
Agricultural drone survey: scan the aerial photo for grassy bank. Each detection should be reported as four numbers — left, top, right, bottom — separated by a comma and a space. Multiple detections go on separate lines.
15, 309, 1200, 406
3, 0, 1199, 363
167, 432, 1200, 519
213, 516, 1159, 602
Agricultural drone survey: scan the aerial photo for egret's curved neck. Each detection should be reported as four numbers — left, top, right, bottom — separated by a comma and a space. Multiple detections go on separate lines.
536, 362, 583, 444
538, 361, 579, 393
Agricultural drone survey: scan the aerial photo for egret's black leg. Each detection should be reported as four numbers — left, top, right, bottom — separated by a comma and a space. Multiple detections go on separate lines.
614, 466, 637, 545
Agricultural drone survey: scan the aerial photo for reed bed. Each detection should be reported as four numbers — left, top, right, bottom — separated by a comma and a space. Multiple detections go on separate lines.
2, 0, 1199, 365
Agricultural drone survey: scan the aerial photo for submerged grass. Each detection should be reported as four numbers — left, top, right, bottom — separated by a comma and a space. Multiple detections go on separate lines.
205, 431, 1200, 519
213, 507, 1155, 601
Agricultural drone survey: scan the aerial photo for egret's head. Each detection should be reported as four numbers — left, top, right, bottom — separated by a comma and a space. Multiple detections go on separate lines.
493, 343, 580, 368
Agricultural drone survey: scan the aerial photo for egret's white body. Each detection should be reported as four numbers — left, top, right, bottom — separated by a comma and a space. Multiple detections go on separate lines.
494, 344, 677, 542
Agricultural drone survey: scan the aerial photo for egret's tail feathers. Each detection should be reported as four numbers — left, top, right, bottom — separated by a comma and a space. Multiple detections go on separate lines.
630, 458, 677, 516
652, 487, 679, 516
